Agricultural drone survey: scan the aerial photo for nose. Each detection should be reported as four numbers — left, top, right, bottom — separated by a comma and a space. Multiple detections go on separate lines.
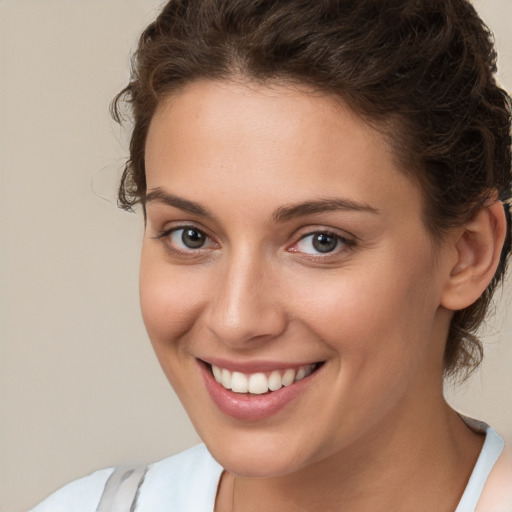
205, 250, 287, 348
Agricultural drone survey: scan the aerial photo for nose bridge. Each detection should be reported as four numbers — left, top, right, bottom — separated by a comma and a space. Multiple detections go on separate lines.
207, 246, 285, 346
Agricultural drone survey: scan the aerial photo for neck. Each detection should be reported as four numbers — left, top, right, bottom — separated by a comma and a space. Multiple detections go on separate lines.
217, 396, 483, 512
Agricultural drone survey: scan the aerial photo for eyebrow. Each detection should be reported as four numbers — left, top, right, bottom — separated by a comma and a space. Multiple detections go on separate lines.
271, 198, 379, 223
145, 188, 213, 218
144, 188, 379, 222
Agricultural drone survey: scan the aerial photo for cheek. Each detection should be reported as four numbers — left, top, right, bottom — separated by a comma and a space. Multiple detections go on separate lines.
138, 254, 212, 401
289, 254, 440, 371
139, 250, 206, 351
290, 265, 440, 439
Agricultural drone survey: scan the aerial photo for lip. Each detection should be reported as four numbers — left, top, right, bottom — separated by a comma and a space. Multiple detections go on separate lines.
202, 357, 318, 374
198, 359, 324, 421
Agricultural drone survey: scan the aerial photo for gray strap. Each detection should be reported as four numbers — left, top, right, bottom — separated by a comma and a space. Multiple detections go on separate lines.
96, 465, 148, 512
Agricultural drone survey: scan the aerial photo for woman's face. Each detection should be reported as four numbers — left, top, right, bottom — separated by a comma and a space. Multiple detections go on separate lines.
140, 80, 455, 477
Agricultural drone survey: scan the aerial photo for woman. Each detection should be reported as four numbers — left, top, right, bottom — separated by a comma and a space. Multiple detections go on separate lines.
30, 0, 511, 510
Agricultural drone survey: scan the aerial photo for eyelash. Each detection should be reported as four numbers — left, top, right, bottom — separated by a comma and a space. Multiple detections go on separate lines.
289, 231, 354, 259
153, 225, 355, 259
153, 225, 217, 255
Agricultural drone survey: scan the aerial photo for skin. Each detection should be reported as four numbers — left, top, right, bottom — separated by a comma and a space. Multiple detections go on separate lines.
140, 80, 492, 511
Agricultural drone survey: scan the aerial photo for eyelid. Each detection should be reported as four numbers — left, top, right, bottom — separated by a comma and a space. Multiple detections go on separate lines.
286, 227, 355, 257
290, 225, 355, 244
152, 220, 212, 240
151, 221, 355, 259
152, 223, 219, 255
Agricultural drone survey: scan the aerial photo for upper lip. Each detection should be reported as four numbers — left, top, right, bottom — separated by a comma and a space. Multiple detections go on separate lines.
198, 357, 323, 373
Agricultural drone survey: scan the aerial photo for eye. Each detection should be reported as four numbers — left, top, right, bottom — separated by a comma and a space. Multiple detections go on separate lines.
292, 231, 348, 255
154, 226, 217, 253
171, 228, 208, 249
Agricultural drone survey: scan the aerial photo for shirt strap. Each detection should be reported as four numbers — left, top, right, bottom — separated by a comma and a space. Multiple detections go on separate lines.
96, 465, 148, 512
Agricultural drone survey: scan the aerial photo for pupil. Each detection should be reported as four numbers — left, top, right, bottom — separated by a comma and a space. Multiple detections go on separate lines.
312, 233, 337, 253
182, 229, 205, 248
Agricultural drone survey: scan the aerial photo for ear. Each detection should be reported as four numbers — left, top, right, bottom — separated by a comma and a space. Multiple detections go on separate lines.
441, 200, 508, 311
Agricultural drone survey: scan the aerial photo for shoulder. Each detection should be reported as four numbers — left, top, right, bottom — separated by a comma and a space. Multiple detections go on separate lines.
477, 436, 512, 512
28, 444, 223, 512
28, 467, 115, 512
136, 443, 223, 511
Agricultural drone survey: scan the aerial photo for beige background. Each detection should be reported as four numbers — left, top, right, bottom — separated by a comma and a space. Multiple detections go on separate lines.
0, 1, 511, 511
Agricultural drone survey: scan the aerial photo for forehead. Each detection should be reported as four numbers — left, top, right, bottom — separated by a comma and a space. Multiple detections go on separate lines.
144, 79, 423, 225
149, 79, 384, 147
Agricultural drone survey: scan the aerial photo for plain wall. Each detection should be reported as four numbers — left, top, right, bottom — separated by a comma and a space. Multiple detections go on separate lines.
0, 1, 510, 511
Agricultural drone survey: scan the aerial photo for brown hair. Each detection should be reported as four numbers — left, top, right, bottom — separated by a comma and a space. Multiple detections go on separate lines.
112, 0, 512, 378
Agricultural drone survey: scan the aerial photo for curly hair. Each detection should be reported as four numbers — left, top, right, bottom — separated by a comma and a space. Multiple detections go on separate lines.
112, 0, 512, 378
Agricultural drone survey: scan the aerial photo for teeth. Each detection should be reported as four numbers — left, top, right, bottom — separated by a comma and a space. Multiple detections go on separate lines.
295, 366, 306, 381
212, 365, 222, 382
268, 371, 282, 391
221, 368, 232, 389
248, 373, 268, 394
282, 368, 295, 386
231, 372, 248, 393
211, 363, 316, 394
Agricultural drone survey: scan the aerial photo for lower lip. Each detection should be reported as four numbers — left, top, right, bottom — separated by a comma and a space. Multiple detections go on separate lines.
198, 361, 322, 421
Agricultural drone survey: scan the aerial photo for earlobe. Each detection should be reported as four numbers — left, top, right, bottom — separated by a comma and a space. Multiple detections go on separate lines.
441, 200, 507, 311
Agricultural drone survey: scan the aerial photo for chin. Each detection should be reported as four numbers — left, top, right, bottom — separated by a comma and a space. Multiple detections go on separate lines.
214, 449, 305, 479
199, 427, 322, 478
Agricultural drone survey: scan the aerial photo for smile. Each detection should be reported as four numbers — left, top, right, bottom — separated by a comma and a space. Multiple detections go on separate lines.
199, 359, 325, 421
211, 363, 318, 394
